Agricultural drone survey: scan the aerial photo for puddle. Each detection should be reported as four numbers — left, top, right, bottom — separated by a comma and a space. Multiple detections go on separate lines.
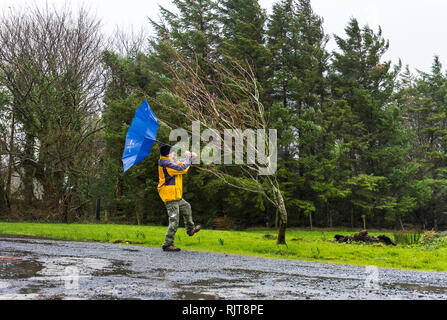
86, 282, 154, 300
384, 282, 447, 294
188, 278, 246, 286
0, 293, 42, 300
0, 234, 62, 246
0, 238, 56, 246
30, 256, 112, 281
0, 259, 43, 279
19, 283, 57, 295
174, 291, 219, 300
151, 268, 175, 280
199, 287, 264, 300
92, 260, 135, 277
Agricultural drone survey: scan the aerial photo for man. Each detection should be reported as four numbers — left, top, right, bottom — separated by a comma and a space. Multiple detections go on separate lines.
158, 144, 201, 252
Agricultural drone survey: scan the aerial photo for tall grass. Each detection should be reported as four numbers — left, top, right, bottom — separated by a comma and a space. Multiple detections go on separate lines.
393, 232, 421, 245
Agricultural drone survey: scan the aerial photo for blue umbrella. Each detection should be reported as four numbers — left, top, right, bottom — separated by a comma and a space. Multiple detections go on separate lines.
122, 99, 160, 172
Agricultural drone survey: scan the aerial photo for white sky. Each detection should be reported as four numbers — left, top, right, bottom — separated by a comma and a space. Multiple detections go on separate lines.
0, 0, 446, 72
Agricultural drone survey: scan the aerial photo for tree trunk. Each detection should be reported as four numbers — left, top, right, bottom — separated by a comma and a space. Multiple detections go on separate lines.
23, 133, 35, 207
0, 176, 7, 214
309, 212, 313, 231
136, 201, 143, 226
277, 214, 287, 244
274, 185, 287, 245
274, 208, 278, 229
399, 216, 405, 231
114, 159, 123, 217
62, 192, 72, 223
52, 171, 65, 219
6, 111, 15, 203
350, 208, 354, 229
136, 213, 141, 226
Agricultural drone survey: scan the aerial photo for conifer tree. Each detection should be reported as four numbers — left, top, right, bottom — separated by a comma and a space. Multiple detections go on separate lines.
401, 57, 447, 229
329, 18, 408, 225
267, 0, 332, 226
217, 0, 271, 89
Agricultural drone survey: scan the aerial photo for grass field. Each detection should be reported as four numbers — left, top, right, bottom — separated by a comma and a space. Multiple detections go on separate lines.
0, 222, 446, 272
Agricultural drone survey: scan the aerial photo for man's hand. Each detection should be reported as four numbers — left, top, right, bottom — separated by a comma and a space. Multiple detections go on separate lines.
185, 151, 198, 158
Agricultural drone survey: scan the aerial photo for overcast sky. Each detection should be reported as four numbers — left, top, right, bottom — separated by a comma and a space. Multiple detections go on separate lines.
0, 0, 446, 72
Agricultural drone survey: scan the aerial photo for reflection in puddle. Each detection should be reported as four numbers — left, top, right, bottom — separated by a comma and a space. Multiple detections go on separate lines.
28, 256, 112, 282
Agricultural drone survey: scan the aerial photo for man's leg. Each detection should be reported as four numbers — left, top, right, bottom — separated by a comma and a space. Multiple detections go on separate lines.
179, 198, 194, 234
179, 198, 201, 236
162, 200, 180, 248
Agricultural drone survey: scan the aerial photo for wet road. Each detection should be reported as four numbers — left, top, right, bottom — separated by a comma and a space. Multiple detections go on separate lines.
0, 234, 446, 300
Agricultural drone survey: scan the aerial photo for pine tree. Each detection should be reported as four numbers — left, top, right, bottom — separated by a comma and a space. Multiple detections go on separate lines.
329, 18, 407, 226
267, 0, 333, 226
151, 0, 218, 52
217, 0, 272, 89
268, 0, 328, 115
149, 0, 219, 77
402, 57, 447, 229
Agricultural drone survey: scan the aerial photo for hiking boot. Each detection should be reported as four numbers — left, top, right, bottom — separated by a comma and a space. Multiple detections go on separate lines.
162, 245, 181, 252
187, 225, 201, 237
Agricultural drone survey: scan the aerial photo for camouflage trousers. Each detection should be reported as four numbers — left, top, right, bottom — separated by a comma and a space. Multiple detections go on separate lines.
162, 199, 194, 247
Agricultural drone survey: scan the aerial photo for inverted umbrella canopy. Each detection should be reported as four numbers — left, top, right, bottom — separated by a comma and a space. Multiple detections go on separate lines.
122, 99, 160, 172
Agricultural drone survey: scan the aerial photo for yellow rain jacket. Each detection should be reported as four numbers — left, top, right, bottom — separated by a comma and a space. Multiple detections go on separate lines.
157, 156, 192, 203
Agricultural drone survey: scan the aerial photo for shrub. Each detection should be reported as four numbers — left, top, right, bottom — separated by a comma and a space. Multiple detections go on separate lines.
421, 231, 447, 250
421, 230, 437, 244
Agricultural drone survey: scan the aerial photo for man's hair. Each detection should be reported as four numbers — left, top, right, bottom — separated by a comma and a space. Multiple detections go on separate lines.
160, 144, 172, 157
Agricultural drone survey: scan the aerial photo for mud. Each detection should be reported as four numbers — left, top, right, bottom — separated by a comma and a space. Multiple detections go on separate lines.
0, 234, 446, 300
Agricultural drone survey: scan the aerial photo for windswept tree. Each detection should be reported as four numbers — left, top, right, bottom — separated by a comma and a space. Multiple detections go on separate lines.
156, 47, 288, 243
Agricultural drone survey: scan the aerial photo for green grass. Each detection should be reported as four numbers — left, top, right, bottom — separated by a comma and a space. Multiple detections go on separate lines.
0, 222, 446, 272
393, 232, 422, 246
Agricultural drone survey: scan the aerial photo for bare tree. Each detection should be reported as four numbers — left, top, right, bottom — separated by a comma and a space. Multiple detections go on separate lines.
156, 47, 288, 244
0, 4, 106, 219
111, 25, 149, 57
